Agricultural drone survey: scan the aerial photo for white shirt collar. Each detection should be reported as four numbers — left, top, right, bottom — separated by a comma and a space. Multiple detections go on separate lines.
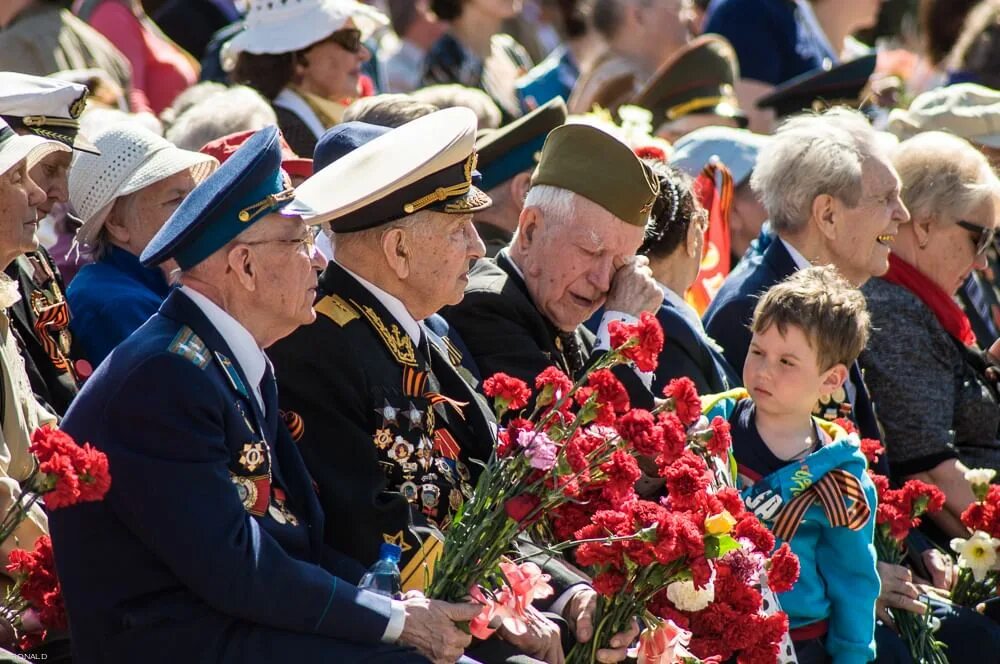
180, 286, 267, 413
336, 261, 423, 346
780, 238, 813, 271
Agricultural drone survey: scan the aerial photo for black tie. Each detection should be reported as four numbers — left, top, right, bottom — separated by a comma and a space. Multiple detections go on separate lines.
557, 330, 585, 376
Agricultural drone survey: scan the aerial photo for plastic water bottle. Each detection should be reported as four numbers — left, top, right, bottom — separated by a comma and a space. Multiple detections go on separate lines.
358, 543, 403, 598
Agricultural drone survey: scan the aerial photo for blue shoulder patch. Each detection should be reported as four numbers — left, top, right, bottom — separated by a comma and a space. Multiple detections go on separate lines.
167, 327, 210, 369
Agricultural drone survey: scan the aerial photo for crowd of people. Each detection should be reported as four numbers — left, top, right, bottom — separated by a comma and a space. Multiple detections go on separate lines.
0, 0, 998, 662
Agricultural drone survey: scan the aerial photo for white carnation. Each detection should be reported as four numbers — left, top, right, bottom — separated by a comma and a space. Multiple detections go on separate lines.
665, 576, 715, 612
965, 468, 996, 487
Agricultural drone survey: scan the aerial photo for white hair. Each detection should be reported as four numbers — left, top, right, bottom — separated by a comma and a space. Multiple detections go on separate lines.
750, 107, 885, 235
511, 185, 579, 245
166, 86, 278, 151
893, 131, 1000, 222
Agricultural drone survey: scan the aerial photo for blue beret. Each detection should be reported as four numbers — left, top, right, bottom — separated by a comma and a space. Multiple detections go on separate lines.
475, 97, 566, 192
141, 125, 297, 270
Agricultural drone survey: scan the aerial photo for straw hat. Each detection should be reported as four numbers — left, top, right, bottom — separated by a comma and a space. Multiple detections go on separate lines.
222, 0, 388, 71
69, 125, 218, 249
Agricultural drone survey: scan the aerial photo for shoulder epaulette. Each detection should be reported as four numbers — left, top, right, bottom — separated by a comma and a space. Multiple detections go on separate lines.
315, 294, 359, 327
167, 326, 210, 369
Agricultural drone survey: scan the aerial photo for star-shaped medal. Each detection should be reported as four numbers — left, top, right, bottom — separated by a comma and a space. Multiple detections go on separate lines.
401, 401, 423, 431
375, 399, 399, 426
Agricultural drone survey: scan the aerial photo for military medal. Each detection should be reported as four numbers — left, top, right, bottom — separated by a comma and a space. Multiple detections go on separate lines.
401, 401, 423, 431
373, 428, 393, 449
400, 481, 419, 503
390, 439, 414, 462
238, 442, 266, 472
375, 399, 399, 426
420, 484, 441, 512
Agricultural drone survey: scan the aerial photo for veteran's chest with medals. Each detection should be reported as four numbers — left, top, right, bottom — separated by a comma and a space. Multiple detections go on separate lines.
17, 253, 76, 379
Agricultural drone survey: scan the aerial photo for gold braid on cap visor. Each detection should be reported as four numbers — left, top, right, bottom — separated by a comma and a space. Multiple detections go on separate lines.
403, 152, 477, 214
238, 188, 297, 223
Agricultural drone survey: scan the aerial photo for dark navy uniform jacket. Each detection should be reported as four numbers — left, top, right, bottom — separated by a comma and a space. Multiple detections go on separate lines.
652, 297, 739, 396
49, 288, 410, 663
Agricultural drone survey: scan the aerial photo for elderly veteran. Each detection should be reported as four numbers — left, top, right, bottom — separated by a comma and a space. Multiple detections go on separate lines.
0, 118, 67, 565
442, 123, 662, 407
0, 72, 101, 413
272, 109, 636, 664
48, 125, 482, 664
67, 125, 217, 366
227, 0, 388, 158
669, 125, 769, 262
630, 34, 747, 144
860, 132, 1000, 532
473, 97, 566, 258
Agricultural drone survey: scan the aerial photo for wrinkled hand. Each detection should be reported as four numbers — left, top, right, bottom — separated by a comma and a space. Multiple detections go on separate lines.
604, 255, 661, 317
876, 561, 925, 626
564, 587, 639, 662
398, 596, 481, 664
499, 606, 564, 664
921, 548, 957, 591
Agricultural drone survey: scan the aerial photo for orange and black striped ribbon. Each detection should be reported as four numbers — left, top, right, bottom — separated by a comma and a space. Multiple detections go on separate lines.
771, 469, 871, 543
402, 366, 429, 397
33, 301, 70, 374
281, 410, 305, 442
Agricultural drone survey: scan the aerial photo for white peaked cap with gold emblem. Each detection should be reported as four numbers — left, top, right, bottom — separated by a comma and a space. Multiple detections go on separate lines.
0, 72, 99, 154
0, 117, 70, 178
293, 106, 492, 232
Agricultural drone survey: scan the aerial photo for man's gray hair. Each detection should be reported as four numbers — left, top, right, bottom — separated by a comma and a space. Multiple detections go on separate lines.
166, 86, 278, 151
511, 185, 578, 245
750, 107, 885, 235
893, 130, 1000, 222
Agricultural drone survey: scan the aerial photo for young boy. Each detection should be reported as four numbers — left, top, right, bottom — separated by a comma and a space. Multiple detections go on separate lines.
705, 265, 879, 664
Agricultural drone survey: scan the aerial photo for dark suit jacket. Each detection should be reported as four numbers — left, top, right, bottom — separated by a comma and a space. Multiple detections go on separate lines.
270, 262, 496, 570
654, 299, 739, 396
49, 289, 398, 663
7, 248, 79, 415
441, 250, 654, 410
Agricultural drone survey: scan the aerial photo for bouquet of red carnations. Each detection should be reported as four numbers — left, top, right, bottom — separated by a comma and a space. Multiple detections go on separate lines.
951, 469, 1000, 607
547, 376, 798, 663
0, 425, 111, 650
860, 437, 947, 663
425, 313, 669, 630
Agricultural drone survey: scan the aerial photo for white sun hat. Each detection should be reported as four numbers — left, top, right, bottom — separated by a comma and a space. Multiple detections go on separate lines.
0, 117, 70, 178
68, 124, 218, 249
221, 0, 388, 71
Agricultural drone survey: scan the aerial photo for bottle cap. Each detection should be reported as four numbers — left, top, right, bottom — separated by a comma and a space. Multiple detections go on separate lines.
379, 542, 402, 562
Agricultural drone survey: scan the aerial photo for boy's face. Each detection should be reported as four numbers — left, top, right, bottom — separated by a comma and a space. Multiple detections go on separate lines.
743, 323, 846, 419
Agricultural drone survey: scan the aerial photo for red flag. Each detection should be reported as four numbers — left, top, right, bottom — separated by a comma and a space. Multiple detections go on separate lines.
686, 159, 734, 315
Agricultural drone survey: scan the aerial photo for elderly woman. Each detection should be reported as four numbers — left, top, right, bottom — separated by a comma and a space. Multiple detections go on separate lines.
640, 160, 739, 395
860, 131, 1000, 537
67, 125, 216, 366
228, 0, 387, 158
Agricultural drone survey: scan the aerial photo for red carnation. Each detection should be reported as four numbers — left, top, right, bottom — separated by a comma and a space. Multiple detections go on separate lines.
706, 416, 732, 457
660, 451, 710, 510
616, 409, 664, 456
734, 516, 775, 554
663, 377, 702, 427
37, 454, 80, 510
592, 569, 627, 596
74, 443, 111, 502
29, 426, 78, 465
715, 487, 748, 518
600, 450, 641, 505
534, 366, 573, 409
586, 369, 630, 425
860, 438, 884, 466
767, 543, 800, 593
608, 312, 664, 372
656, 412, 688, 465
504, 494, 541, 524
7, 536, 67, 636
483, 373, 531, 415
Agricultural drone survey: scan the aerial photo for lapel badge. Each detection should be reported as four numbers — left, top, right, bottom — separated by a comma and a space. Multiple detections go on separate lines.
420, 484, 441, 512
401, 481, 419, 503
435, 457, 453, 480
239, 442, 267, 473
215, 351, 249, 398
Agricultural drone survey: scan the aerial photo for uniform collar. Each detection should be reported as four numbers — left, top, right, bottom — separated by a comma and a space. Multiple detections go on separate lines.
779, 237, 812, 271
335, 260, 423, 346
179, 285, 267, 410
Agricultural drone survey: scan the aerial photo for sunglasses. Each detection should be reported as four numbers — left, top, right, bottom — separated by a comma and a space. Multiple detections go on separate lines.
957, 220, 996, 256
321, 28, 363, 54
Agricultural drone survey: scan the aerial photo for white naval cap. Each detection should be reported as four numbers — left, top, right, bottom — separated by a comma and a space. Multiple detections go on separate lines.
0, 72, 99, 154
0, 117, 71, 178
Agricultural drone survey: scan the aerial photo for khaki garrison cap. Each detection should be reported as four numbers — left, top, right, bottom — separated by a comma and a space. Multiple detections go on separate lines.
530, 123, 659, 227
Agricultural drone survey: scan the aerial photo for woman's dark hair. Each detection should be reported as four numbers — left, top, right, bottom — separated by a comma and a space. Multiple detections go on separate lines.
639, 160, 700, 260
431, 0, 464, 21
919, 0, 980, 65
232, 51, 298, 100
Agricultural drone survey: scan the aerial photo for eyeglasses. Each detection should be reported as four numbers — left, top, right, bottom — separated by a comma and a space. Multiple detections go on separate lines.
243, 226, 320, 254
957, 220, 996, 256
320, 28, 363, 54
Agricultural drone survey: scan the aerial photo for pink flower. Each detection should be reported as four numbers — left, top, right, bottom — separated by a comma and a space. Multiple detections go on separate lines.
499, 559, 553, 616
637, 618, 693, 664
516, 430, 558, 471
469, 585, 500, 640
